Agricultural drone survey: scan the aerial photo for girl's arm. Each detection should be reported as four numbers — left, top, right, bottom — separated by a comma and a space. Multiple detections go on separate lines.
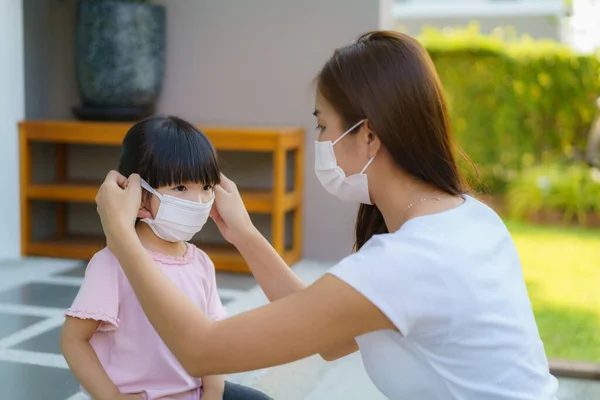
201, 375, 225, 399
60, 317, 141, 400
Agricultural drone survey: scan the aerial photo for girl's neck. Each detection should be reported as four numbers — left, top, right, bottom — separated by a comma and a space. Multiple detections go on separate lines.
135, 222, 188, 258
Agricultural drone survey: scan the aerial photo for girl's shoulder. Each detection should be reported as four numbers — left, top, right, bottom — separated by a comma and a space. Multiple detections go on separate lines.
185, 243, 216, 271
185, 243, 211, 262
88, 247, 121, 270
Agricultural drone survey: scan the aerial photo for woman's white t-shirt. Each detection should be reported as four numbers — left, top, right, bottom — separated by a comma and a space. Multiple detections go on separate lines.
328, 196, 559, 400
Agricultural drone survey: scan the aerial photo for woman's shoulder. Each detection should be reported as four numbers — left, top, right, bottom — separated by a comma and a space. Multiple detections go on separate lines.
335, 196, 511, 273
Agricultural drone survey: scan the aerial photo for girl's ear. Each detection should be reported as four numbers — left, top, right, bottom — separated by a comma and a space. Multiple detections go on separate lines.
138, 192, 153, 219
137, 207, 152, 219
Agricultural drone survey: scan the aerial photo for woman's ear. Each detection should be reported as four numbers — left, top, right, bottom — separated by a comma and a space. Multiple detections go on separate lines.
364, 119, 381, 157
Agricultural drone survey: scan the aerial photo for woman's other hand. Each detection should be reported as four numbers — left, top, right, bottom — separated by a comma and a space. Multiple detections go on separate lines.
210, 174, 257, 246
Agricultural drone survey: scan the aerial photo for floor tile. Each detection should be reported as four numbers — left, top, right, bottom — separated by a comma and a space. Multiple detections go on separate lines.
0, 360, 79, 400
216, 272, 257, 291
57, 266, 86, 278
0, 312, 45, 339
11, 326, 62, 354
0, 283, 79, 309
558, 377, 600, 400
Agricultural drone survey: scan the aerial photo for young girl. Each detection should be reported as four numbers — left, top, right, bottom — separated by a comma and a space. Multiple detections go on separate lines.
60, 116, 271, 400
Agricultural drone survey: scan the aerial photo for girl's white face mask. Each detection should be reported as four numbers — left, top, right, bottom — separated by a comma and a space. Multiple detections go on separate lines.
314, 120, 375, 205
140, 179, 214, 242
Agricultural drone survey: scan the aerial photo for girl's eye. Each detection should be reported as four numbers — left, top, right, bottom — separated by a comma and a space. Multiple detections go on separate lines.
315, 124, 325, 133
174, 185, 187, 192
203, 184, 213, 191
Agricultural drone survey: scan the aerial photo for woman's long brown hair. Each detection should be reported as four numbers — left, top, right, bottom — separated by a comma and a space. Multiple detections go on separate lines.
316, 31, 473, 251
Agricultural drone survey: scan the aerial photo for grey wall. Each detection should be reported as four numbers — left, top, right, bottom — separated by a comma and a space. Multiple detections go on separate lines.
398, 15, 560, 40
24, 0, 78, 119
23, 0, 381, 262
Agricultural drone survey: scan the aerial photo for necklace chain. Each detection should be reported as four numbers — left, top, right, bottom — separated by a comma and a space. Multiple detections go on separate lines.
400, 195, 445, 217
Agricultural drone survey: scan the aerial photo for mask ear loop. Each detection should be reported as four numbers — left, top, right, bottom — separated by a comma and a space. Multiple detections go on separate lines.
140, 179, 162, 199
332, 119, 366, 146
360, 156, 375, 174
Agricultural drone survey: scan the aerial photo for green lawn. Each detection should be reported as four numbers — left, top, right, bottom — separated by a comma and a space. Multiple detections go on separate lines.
506, 221, 600, 363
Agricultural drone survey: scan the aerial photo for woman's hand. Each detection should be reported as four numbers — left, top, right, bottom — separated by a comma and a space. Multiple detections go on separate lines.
95, 171, 149, 250
210, 174, 257, 247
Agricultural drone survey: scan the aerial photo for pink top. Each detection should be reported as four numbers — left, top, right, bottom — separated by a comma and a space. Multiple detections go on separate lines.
66, 243, 226, 400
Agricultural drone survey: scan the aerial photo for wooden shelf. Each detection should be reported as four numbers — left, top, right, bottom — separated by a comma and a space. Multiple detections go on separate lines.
27, 181, 300, 213
26, 236, 301, 274
19, 120, 305, 273
20, 120, 304, 151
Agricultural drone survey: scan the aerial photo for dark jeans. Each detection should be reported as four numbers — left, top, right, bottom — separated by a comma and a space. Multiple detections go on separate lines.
222, 381, 273, 400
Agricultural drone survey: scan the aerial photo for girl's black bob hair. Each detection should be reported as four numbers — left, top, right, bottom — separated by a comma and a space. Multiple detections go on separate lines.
118, 115, 220, 189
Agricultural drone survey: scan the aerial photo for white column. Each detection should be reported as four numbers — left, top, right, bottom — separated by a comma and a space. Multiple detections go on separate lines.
0, 0, 24, 260
379, 0, 395, 30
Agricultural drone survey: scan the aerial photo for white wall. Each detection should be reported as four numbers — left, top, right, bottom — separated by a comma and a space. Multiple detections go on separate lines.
0, 0, 24, 260
23, 0, 381, 262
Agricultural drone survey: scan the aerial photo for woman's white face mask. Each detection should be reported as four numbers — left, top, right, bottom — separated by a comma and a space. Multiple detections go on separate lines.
140, 179, 214, 242
314, 120, 375, 205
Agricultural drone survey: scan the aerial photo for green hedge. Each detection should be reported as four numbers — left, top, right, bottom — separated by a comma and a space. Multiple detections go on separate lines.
506, 162, 600, 224
417, 24, 600, 193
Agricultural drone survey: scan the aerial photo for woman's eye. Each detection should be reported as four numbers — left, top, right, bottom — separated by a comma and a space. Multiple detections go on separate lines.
174, 185, 187, 192
315, 124, 325, 133
203, 184, 213, 191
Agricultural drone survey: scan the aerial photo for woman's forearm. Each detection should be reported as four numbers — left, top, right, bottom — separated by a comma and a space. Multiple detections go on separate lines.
235, 229, 306, 301
108, 231, 388, 377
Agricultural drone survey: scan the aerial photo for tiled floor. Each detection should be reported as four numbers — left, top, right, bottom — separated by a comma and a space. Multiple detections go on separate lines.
0, 257, 257, 400
0, 257, 599, 399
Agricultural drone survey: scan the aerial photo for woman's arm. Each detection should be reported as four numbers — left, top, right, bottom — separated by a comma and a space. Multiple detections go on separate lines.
234, 229, 359, 360
60, 317, 141, 400
107, 230, 392, 377
210, 175, 359, 360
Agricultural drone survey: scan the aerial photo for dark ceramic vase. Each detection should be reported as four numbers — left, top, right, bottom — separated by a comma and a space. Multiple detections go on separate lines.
73, 0, 166, 121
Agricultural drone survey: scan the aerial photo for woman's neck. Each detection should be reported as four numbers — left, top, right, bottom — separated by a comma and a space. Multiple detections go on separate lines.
369, 165, 452, 233
135, 222, 188, 257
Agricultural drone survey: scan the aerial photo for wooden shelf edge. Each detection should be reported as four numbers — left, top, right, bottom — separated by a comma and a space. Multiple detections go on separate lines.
20, 121, 304, 151
25, 237, 300, 274
27, 182, 301, 213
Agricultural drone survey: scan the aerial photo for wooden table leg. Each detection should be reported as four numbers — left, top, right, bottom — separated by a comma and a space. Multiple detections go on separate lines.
293, 143, 304, 260
272, 147, 286, 255
56, 144, 67, 238
19, 127, 31, 256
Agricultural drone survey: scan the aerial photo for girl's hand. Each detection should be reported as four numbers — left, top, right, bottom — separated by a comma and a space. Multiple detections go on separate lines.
112, 394, 144, 400
210, 174, 257, 246
95, 171, 150, 249
201, 394, 223, 400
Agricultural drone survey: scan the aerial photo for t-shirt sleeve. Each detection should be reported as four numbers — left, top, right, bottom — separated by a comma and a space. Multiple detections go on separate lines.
198, 251, 227, 321
65, 248, 121, 332
327, 233, 455, 340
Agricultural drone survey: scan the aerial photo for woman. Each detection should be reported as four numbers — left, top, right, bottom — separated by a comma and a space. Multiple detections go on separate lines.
96, 31, 559, 399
